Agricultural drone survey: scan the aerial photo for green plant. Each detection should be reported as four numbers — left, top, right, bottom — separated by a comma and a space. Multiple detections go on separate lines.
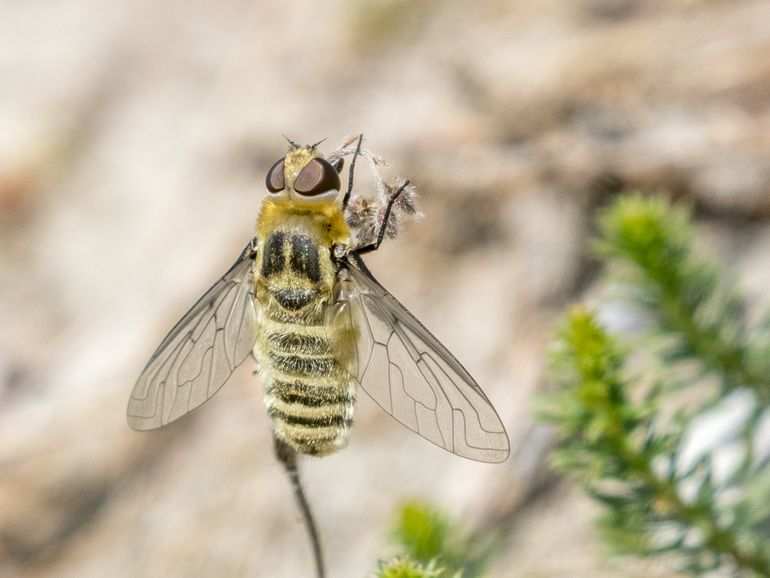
542, 195, 770, 576
375, 499, 491, 578
596, 196, 770, 401
375, 556, 445, 578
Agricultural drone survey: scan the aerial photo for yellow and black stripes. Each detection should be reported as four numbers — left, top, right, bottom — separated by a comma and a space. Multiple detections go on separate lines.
261, 361, 355, 456
259, 315, 355, 456
253, 222, 357, 457
260, 231, 322, 285
266, 404, 351, 428
289, 234, 321, 284
262, 319, 355, 453
260, 231, 286, 279
265, 331, 331, 355
268, 352, 337, 376
266, 379, 353, 407
271, 288, 319, 311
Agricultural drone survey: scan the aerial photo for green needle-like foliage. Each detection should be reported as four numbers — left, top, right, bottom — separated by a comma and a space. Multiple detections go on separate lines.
542, 195, 770, 576
596, 195, 770, 401
394, 501, 456, 564
376, 195, 770, 577
377, 500, 490, 578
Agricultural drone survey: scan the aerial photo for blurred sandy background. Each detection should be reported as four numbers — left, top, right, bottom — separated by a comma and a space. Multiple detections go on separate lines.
2, 1, 770, 577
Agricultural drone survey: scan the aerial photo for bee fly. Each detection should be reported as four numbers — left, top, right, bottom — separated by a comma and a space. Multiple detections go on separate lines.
128, 136, 509, 462
128, 135, 509, 577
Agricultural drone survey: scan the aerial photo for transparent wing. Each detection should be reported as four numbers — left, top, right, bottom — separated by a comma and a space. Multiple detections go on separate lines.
127, 241, 259, 430
334, 254, 510, 463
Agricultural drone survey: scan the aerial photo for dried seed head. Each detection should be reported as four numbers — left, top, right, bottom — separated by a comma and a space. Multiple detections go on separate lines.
328, 136, 421, 248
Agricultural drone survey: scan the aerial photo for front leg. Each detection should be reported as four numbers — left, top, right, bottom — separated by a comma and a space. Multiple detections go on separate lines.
341, 134, 364, 211
354, 179, 410, 256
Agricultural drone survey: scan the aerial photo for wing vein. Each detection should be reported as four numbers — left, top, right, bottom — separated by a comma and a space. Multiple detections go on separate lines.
331, 254, 510, 463
127, 241, 259, 430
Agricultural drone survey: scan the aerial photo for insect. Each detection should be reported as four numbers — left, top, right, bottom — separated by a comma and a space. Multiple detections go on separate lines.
127, 136, 509, 463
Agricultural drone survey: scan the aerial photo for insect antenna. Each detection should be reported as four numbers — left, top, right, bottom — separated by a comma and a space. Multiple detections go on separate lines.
273, 437, 326, 578
310, 137, 327, 150
282, 134, 300, 149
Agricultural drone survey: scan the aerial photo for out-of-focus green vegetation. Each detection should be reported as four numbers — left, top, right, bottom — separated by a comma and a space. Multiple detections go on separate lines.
378, 194, 770, 577
596, 196, 770, 401
542, 195, 770, 576
375, 556, 445, 578
375, 499, 492, 578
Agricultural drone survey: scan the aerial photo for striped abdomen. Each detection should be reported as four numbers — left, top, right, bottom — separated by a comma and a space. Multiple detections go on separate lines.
254, 229, 356, 456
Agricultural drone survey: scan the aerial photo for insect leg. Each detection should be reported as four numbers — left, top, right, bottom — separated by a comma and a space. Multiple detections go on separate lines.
273, 436, 326, 578
353, 179, 410, 255
341, 134, 364, 211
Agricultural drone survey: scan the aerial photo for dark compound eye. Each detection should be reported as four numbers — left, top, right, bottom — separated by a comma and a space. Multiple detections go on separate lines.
293, 158, 341, 196
266, 157, 286, 193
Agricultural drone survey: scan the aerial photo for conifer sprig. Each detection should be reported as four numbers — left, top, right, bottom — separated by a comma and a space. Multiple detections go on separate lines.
543, 307, 770, 576
378, 195, 770, 578
596, 196, 770, 402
